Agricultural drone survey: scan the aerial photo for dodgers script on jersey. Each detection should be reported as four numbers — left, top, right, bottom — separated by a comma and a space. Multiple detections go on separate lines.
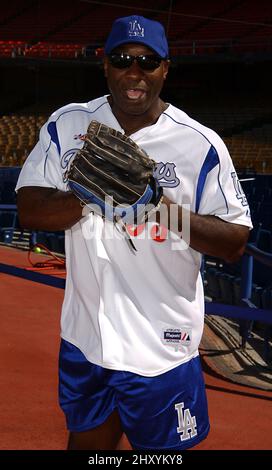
16, 96, 252, 376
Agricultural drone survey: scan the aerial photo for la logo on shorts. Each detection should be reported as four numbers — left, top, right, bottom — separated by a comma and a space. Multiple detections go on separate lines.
175, 402, 197, 441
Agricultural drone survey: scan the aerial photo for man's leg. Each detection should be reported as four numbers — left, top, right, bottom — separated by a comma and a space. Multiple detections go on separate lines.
67, 409, 124, 450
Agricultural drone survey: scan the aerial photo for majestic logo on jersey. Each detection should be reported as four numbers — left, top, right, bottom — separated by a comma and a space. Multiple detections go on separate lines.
175, 402, 197, 442
162, 328, 192, 347
161, 328, 192, 351
154, 162, 180, 188
231, 172, 248, 207
128, 20, 144, 38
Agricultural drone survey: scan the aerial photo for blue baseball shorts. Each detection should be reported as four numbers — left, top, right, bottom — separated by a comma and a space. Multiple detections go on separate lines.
59, 339, 210, 450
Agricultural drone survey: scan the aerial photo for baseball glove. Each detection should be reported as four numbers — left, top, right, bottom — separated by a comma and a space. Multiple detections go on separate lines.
67, 120, 163, 225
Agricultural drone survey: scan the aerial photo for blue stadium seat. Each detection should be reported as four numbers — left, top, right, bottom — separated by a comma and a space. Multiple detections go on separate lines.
30, 231, 48, 247
30, 230, 65, 254
0, 210, 17, 243
0, 211, 16, 228
253, 260, 272, 288
46, 233, 63, 252
256, 228, 272, 252
205, 267, 222, 301
0, 181, 17, 204
218, 272, 235, 304
262, 288, 272, 310
57, 234, 65, 253
250, 284, 263, 308
232, 276, 242, 305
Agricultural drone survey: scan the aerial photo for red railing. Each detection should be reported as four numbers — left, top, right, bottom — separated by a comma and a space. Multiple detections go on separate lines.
1, 39, 271, 59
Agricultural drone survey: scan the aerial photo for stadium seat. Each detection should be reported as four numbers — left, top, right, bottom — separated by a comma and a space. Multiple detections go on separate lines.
262, 287, 272, 310
255, 228, 272, 253
205, 267, 222, 301
232, 277, 242, 306
0, 210, 17, 243
30, 230, 65, 254
218, 273, 235, 304
250, 285, 264, 308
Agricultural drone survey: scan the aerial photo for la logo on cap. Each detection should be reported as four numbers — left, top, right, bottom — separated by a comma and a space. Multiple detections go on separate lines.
128, 20, 145, 38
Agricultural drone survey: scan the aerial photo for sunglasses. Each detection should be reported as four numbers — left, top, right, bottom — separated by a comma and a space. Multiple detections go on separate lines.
108, 53, 163, 71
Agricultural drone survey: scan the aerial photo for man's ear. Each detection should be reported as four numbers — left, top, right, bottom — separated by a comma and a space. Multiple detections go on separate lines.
103, 56, 109, 78
163, 60, 170, 80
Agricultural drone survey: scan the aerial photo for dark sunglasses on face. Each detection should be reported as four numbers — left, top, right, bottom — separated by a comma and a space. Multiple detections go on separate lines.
108, 53, 163, 71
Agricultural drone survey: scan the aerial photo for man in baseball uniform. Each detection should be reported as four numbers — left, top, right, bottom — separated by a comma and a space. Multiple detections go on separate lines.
16, 15, 252, 450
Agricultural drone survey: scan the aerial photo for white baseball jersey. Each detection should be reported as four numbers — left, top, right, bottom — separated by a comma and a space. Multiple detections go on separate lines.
16, 96, 252, 376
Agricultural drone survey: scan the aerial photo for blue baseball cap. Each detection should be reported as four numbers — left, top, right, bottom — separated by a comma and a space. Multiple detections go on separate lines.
105, 15, 169, 59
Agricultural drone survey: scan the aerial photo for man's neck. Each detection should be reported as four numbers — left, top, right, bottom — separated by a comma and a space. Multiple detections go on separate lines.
108, 97, 168, 135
